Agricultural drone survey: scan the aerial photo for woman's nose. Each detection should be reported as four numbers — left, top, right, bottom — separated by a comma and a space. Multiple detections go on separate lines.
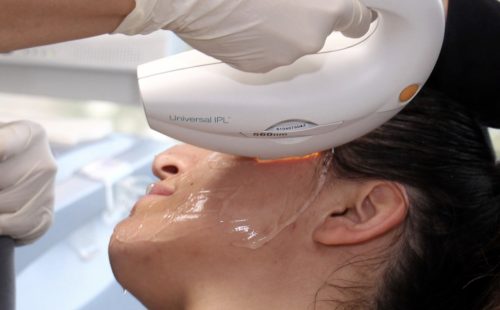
152, 144, 206, 180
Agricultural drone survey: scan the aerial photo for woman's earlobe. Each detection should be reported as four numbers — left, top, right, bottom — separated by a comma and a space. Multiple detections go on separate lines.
313, 182, 408, 246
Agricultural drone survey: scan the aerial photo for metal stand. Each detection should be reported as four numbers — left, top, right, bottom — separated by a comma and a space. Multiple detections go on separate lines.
0, 236, 15, 310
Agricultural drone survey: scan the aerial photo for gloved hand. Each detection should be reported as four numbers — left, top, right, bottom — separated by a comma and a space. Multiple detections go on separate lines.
0, 121, 57, 245
114, 0, 373, 73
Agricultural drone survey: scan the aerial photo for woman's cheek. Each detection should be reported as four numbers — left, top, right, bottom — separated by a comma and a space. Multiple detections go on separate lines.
111, 195, 222, 244
111, 152, 330, 250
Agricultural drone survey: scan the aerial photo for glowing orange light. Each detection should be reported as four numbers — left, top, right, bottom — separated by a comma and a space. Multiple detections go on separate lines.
255, 152, 321, 164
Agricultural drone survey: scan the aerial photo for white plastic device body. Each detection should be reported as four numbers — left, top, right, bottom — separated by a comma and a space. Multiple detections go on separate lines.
138, 0, 446, 159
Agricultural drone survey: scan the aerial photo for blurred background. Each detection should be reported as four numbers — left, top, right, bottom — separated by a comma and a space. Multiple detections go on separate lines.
0, 31, 191, 310
1, 31, 499, 310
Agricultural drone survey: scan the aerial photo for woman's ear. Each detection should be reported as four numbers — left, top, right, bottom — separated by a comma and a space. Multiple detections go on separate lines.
313, 181, 408, 246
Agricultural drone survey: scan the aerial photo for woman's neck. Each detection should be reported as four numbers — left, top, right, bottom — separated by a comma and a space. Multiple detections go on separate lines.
184, 279, 318, 310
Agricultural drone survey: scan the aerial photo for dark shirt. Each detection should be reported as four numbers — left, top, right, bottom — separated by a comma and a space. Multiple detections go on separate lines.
426, 0, 500, 128
0, 237, 15, 310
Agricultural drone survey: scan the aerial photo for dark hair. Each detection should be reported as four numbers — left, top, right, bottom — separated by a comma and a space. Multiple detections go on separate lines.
332, 88, 500, 309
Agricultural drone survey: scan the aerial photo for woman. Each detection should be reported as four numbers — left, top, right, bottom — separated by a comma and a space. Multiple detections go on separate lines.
109, 89, 500, 309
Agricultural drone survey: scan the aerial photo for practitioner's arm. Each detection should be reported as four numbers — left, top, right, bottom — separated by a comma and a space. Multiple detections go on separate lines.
0, 0, 134, 52
0, 0, 373, 73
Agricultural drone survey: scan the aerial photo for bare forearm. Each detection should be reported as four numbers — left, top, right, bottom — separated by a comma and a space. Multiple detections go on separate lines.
0, 0, 135, 52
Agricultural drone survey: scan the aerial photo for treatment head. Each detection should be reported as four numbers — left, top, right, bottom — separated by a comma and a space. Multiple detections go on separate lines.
138, 0, 445, 159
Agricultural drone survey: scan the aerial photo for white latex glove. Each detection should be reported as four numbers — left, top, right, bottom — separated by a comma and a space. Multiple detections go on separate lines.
114, 0, 373, 73
0, 121, 57, 245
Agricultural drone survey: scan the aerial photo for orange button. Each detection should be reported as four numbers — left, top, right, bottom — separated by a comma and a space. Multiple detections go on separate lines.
399, 84, 420, 102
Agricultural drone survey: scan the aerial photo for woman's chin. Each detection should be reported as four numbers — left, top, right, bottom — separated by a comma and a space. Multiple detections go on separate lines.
110, 217, 151, 244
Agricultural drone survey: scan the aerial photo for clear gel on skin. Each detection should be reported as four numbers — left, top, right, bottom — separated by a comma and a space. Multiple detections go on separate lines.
113, 150, 332, 250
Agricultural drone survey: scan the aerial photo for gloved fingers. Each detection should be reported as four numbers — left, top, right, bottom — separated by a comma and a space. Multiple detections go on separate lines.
0, 121, 56, 190
174, 2, 329, 73
114, 0, 373, 72
0, 121, 46, 162
0, 172, 54, 245
113, 0, 160, 35
0, 120, 56, 244
339, 0, 373, 38
0, 147, 57, 192
178, 34, 282, 73
0, 160, 56, 212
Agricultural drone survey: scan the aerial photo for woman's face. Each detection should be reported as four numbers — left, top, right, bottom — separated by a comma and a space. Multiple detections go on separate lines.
112, 144, 328, 247
109, 144, 331, 306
